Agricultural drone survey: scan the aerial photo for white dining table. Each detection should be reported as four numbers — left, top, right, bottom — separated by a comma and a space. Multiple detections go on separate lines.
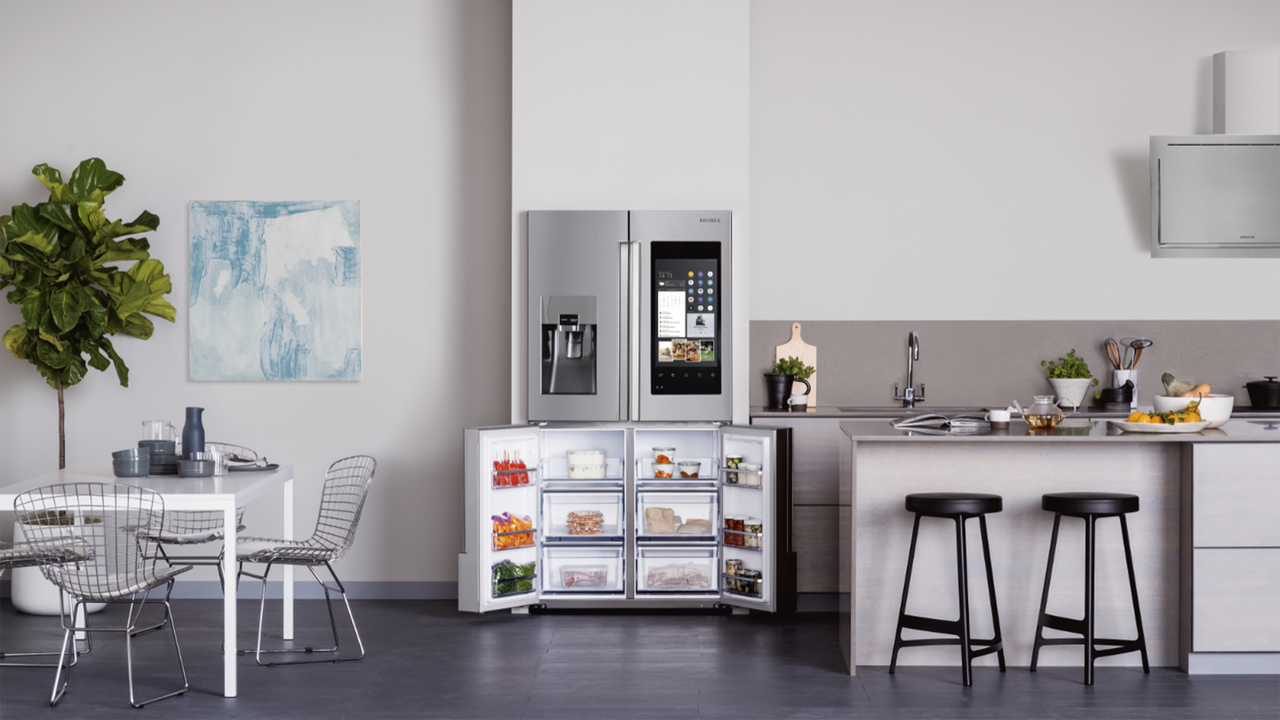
0, 464, 295, 698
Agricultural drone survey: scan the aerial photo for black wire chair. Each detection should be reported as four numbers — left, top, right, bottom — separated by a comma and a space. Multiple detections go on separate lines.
14, 483, 192, 708
0, 537, 94, 667
236, 455, 376, 666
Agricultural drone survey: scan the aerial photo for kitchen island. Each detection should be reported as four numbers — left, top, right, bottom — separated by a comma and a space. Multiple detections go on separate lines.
834, 417, 1280, 676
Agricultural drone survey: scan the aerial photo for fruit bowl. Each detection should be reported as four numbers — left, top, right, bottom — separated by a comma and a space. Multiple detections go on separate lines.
1152, 394, 1234, 428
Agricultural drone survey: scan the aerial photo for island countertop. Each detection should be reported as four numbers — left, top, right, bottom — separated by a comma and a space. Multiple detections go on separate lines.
837, 417, 1279, 442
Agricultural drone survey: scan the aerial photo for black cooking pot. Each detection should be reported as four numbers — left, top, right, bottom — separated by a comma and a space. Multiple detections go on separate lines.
1243, 376, 1280, 409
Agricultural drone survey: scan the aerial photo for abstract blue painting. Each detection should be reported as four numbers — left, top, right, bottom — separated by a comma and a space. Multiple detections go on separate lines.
189, 201, 361, 381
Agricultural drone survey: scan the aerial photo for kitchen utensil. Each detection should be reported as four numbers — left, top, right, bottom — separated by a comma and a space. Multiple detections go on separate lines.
1105, 339, 1122, 370
1243, 376, 1280, 409
1126, 339, 1152, 369
775, 322, 818, 406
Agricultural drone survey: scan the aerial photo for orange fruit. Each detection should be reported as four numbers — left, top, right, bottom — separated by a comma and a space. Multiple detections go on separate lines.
1127, 412, 1149, 423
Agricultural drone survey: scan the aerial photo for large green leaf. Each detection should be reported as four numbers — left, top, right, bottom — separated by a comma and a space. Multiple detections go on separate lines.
39, 202, 85, 239
31, 164, 64, 192
6, 205, 59, 254
36, 338, 70, 368
49, 283, 84, 332
94, 237, 150, 267
100, 336, 129, 387
20, 292, 48, 329
115, 259, 172, 318
2, 324, 30, 359
141, 295, 176, 322
67, 159, 124, 200
92, 210, 158, 246
83, 340, 110, 372
61, 354, 88, 388
121, 314, 154, 339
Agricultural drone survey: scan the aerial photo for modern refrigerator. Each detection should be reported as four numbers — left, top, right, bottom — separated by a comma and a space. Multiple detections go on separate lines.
458, 423, 795, 613
528, 210, 732, 423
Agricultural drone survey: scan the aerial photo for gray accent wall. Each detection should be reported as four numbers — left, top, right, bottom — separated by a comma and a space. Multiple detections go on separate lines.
752, 320, 1280, 410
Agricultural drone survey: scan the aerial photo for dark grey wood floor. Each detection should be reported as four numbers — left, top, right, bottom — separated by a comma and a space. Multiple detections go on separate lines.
1, 599, 1276, 719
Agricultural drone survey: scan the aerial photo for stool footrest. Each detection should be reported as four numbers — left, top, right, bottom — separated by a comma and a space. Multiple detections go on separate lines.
1039, 613, 1085, 636
900, 614, 961, 636
1093, 640, 1144, 658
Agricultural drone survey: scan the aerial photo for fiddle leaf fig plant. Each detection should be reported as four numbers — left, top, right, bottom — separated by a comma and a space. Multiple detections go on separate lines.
0, 159, 175, 469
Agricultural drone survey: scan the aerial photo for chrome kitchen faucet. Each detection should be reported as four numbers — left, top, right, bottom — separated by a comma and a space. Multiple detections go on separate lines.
894, 331, 925, 408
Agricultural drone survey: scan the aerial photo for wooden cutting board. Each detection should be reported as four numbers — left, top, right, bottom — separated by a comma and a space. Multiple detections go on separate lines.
775, 322, 817, 405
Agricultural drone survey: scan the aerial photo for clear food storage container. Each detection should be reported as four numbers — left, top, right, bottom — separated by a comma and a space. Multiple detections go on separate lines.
637, 546, 717, 592
542, 491, 623, 539
566, 449, 605, 466
652, 447, 676, 464
491, 559, 537, 598
677, 461, 701, 478
542, 546, 623, 594
637, 491, 717, 538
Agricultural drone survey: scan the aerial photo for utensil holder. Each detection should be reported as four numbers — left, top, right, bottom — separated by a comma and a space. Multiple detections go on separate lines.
1113, 370, 1137, 410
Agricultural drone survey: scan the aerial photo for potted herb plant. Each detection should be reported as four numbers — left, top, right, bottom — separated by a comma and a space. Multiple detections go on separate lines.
1041, 349, 1098, 410
0, 159, 175, 469
765, 356, 815, 410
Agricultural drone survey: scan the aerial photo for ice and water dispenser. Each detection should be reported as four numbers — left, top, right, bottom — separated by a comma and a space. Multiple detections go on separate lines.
540, 296, 596, 395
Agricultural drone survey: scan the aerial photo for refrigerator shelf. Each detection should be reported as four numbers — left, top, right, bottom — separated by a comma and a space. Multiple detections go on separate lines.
637, 534, 716, 543
491, 467, 537, 489
492, 573, 537, 598
491, 529, 536, 551
722, 573, 763, 598
720, 467, 762, 488
721, 528, 763, 549
543, 535, 623, 544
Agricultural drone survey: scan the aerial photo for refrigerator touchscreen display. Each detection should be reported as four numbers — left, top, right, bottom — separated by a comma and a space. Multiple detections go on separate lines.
651, 241, 721, 395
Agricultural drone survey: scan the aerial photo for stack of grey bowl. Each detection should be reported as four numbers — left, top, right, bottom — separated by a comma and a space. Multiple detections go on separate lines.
112, 447, 151, 477
139, 439, 180, 475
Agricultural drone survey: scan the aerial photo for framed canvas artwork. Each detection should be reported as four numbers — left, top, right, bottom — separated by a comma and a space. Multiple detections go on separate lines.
189, 201, 361, 381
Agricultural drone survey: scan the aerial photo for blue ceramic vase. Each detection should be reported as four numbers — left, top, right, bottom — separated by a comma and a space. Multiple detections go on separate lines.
182, 407, 205, 459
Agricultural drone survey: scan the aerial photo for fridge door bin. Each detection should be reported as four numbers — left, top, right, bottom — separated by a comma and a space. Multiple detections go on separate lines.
636, 491, 718, 540
542, 546, 624, 594
637, 546, 718, 593
542, 490, 623, 541
722, 571, 763, 598
492, 560, 538, 599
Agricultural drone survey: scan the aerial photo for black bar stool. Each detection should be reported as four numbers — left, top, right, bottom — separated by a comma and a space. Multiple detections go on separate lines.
1030, 492, 1149, 685
890, 492, 1006, 686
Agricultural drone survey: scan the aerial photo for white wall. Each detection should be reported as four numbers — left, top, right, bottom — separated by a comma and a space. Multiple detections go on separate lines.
511, 0, 752, 423
751, 0, 1280, 321
0, 0, 513, 590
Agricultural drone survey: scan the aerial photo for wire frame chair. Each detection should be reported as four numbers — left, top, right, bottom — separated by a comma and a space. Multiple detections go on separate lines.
0, 539, 94, 668
13, 483, 192, 708
236, 455, 376, 666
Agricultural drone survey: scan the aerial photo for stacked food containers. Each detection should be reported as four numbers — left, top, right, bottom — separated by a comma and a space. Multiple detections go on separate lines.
458, 423, 794, 613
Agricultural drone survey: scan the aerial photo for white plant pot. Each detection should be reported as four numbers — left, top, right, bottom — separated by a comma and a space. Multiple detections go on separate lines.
1048, 378, 1093, 410
11, 520, 105, 617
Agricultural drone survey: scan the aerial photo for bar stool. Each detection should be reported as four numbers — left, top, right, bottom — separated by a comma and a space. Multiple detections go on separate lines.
890, 492, 1006, 686
1030, 492, 1149, 685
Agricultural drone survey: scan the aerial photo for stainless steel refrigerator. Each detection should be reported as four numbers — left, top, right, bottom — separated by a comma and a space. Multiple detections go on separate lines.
458, 423, 796, 613
528, 210, 732, 422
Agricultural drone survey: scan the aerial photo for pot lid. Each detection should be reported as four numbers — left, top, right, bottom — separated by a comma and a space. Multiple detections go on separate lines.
1244, 376, 1280, 387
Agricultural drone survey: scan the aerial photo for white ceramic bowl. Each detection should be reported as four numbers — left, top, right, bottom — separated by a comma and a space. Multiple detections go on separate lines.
1152, 394, 1234, 427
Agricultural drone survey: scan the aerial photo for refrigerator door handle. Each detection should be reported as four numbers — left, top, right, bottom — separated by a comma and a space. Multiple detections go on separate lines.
618, 240, 631, 421
628, 240, 641, 422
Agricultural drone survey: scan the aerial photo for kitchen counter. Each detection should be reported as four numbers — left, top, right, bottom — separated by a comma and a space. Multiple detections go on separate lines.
835, 419, 1280, 677
752, 405, 1280, 420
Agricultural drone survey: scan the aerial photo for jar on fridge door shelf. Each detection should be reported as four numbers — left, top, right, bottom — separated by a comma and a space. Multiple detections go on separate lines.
725, 516, 744, 546
739, 463, 761, 486
725, 455, 743, 484
744, 518, 762, 548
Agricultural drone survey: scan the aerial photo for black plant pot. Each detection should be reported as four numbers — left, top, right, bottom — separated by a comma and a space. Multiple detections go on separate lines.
765, 374, 793, 410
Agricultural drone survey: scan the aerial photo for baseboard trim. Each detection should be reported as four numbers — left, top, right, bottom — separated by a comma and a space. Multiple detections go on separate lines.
1186, 652, 1280, 674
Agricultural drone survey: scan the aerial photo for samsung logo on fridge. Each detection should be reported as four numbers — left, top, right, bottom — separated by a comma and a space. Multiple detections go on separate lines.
699, 218, 721, 223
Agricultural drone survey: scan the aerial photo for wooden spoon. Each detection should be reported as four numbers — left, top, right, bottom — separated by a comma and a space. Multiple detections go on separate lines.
1132, 347, 1144, 369
1105, 339, 1122, 370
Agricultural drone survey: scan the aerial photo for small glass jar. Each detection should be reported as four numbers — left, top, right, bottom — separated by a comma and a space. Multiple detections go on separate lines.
739, 462, 762, 486
744, 518, 762, 548
653, 447, 676, 465
653, 463, 674, 478
725, 558, 742, 577
725, 516, 744, 546
739, 569, 762, 595
677, 461, 701, 478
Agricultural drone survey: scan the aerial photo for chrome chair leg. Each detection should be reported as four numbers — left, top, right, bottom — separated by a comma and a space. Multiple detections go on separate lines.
124, 581, 189, 708
0, 569, 89, 668
236, 559, 364, 666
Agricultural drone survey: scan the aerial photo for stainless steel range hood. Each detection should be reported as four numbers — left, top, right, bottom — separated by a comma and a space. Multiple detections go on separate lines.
1149, 135, 1280, 259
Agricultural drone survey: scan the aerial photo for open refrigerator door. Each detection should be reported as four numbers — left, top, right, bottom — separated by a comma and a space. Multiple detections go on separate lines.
718, 426, 793, 613
459, 426, 542, 613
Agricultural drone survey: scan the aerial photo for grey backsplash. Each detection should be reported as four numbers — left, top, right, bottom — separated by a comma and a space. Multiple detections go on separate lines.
750, 320, 1280, 410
